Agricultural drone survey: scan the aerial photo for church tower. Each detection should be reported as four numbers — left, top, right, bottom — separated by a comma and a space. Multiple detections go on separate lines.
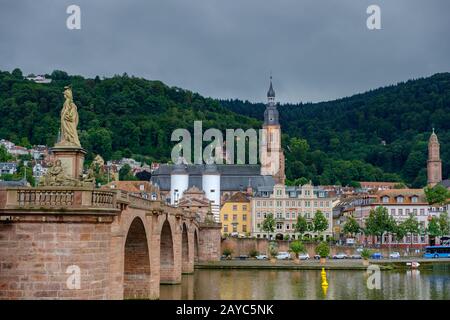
260, 76, 285, 184
427, 129, 442, 187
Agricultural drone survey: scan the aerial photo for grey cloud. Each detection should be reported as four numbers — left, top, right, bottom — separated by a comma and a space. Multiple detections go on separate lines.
0, 0, 449, 103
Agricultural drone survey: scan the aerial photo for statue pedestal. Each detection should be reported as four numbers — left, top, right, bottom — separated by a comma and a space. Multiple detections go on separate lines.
51, 145, 87, 180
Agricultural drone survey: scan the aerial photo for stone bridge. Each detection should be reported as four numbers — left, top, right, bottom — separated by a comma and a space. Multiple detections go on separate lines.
0, 187, 221, 299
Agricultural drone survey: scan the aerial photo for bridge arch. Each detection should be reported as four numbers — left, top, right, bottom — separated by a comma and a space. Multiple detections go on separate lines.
160, 218, 176, 283
123, 216, 151, 299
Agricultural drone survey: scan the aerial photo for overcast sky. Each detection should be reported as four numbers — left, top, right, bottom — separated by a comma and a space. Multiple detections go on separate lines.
1, 0, 449, 103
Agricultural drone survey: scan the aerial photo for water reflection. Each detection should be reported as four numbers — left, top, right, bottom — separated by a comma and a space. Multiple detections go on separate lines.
160, 264, 450, 300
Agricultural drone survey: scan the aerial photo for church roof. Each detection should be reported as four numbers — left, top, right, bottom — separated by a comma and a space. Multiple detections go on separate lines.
0, 179, 28, 188
151, 164, 275, 191
267, 79, 275, 98
226, 192, 250, 203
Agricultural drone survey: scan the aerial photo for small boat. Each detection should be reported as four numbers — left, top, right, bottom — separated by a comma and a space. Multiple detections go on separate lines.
406, 261, 420, 268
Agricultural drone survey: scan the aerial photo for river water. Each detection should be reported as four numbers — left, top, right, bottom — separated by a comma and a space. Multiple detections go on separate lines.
160, 265, 450, 300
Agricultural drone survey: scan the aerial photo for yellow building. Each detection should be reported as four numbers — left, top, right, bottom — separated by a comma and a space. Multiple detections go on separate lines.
220, 192, 251, 236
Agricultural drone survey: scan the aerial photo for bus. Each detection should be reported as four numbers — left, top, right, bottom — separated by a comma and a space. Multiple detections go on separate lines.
423, 246, 450, 259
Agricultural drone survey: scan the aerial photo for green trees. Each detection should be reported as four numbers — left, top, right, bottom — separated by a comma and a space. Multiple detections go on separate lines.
401, 214, 420, 248
0, 145, 12, 162
315, 242, 330, 258
294, 215, 308, 239
439, 212, 449, 236
425, 184, 450, 205
342, 216, 360, 237
312, 210, 328, 240
427, 217, 441, 241
262, 213, 275, 239
364, 206, 395, 244
289, 240, 306, 258
118, 164, 137, 181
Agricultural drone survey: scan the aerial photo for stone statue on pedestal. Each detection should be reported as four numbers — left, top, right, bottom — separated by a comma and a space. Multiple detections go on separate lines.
57, 86, 81, 147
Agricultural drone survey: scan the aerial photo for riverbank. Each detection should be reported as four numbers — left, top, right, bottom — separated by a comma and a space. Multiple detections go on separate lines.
195, 258, 450, 271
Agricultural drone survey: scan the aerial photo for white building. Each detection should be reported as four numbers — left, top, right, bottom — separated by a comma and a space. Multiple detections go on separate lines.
0, 162, 17, 175
251, 183, 336, 240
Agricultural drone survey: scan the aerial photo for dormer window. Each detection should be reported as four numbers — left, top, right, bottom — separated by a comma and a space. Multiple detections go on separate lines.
382, 196, 389, 203
396, 196, 404, 203
411, 196, 418, 203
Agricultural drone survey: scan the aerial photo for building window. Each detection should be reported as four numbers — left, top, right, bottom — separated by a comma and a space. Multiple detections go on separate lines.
276, 212, 282, 219
413, 209, 417, 216
233, 225, 237, 232
243, 214, 247, 221
224, 214, 228, 221
257, 212, 261, 218
286, 224, 290, 230
276, 223, 283, 230
257, 201, 260, 207
233, 214, 237, 221
210, 189, 215, 193
411, 196, 418, 203
420, 209, 425, 215
257, 223, 261, 229
382, 196, 389, 203
391, 209, 395, 215
406, 209, 410, 215
396, 196, 404, 203
285, 212, 289, 219
242, 205, 247, 211
242, 225, 247, 233
224, 225, 228, 232
398, 209, 403, 216
233, 205, 237, 211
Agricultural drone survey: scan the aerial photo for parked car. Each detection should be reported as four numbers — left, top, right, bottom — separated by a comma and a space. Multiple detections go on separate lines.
238, 255, 249, 260
350, 254, 362, 259
332, 253, 348, 259
298, 253, 310, 260
255, 254, 268, 260
389, 252, 401, 259
276, 252, 291, 260
371, 252, 383, 259
356, 247, 364, 253
313, 255, 321, 260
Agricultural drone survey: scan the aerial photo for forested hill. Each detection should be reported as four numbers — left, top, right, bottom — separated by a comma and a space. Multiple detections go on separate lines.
0, 69, 260, 164
1, 69, 450, 187
221, 73, 450, 187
